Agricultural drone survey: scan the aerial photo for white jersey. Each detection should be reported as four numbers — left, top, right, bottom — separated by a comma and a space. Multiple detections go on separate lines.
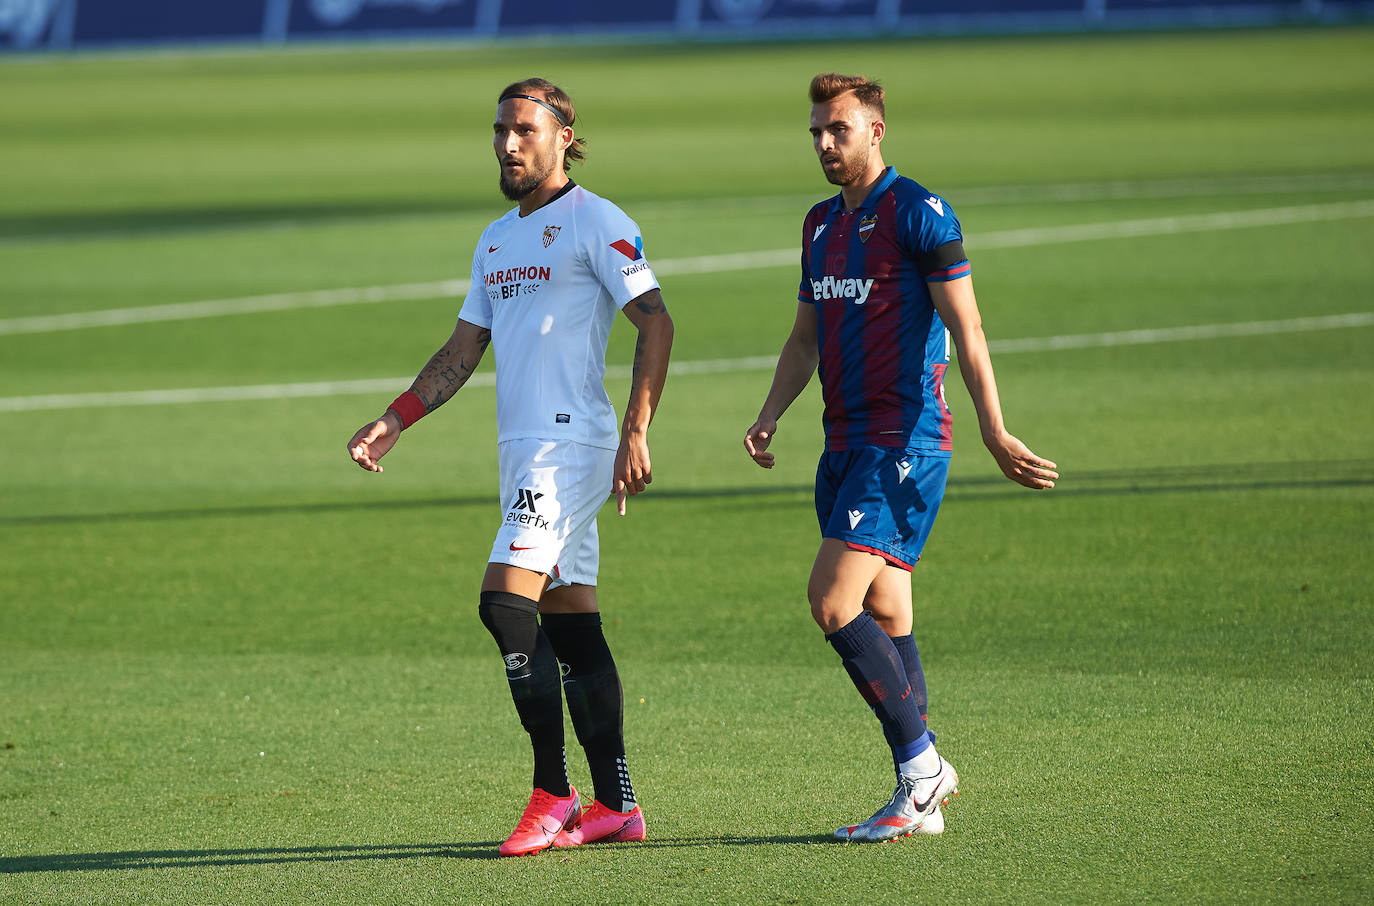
458, 183, 659, 451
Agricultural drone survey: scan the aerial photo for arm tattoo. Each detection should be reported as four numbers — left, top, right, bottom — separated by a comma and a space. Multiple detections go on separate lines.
634, 295, 666, 316
631, 332, 647, 387
414, 329, 492, 412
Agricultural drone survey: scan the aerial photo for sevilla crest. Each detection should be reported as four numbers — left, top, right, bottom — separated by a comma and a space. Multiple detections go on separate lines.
542, 225, 561, 248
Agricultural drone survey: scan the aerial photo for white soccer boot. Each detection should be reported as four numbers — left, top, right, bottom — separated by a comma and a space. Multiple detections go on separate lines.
833, 757, 959, 843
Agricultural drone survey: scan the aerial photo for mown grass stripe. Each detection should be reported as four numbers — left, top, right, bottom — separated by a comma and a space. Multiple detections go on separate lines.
3, 313, 1369, 412
3, 199, 1372, 337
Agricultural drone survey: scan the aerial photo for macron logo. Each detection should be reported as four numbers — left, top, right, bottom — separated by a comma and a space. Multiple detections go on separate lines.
813, 224, 827, 241
896, 460, 912, 483
924, 197, 945, 217
811, 276, 875, 305
847, 509, 864, 530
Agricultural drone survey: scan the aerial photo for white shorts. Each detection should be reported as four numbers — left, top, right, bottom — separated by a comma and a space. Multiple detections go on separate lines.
489, 438, 614, 588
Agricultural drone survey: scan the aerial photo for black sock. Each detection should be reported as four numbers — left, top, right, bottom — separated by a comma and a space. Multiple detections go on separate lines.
541, 611, 635, 812
477, 590, 569, 797
826, 611, 928, 764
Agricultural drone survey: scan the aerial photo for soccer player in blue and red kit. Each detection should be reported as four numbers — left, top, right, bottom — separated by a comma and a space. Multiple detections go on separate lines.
745, 73, 1059, 842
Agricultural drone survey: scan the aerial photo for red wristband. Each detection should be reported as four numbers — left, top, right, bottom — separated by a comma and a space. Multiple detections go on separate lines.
388, 390, 427, 429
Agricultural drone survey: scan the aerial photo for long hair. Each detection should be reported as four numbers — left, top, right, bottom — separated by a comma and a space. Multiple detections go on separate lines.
498, 78, 587, 172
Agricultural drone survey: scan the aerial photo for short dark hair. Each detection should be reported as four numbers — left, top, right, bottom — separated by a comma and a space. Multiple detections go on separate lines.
808, 73, 885, 119
497, 77, 587, 171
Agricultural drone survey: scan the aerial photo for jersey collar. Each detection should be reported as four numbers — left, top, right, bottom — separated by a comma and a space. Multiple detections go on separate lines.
546, 179, 577, 206
830, 166, 899, 215
517, 179, 578, 218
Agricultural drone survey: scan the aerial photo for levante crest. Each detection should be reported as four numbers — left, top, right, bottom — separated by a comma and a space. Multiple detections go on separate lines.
858, 214, 878, 243
542, 225, 561, 248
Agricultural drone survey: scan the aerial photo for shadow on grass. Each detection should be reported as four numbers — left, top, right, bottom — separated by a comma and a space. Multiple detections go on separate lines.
0, 843, 501, 871
0, 834, 831, 872
0, 199, 505, 245
3, 459, 1371, 528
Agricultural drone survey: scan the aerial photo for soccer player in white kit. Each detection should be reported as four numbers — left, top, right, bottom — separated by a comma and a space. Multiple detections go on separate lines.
347, 78, 673, 857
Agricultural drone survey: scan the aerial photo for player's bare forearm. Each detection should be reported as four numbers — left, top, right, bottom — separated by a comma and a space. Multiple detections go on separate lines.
930, 277, 1058, 489
745, 302, 819, 468
348, 319, 492, 473
612, 291, 673, 514
928, 277, 1004, 439
759, 331, 819, 423
404, 318, 492, 416
621, 290, 674, 437
952, 323, 1007, 444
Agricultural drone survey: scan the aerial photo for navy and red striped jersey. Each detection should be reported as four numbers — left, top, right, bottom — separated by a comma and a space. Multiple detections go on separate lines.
798, 166, 970, 454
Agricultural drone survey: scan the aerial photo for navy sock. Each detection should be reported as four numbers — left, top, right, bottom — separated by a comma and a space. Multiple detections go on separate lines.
826, 612, 928, 764
477, 591, 569, 797
890, 633, 931, 735
541, 611, 636, 812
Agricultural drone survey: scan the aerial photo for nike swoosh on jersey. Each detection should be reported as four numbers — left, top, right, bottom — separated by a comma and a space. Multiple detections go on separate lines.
509, 543, 536, 551
488, 244, 502, 252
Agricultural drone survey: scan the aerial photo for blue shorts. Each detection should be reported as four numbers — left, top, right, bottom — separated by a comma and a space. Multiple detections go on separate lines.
815, 447, 950, 571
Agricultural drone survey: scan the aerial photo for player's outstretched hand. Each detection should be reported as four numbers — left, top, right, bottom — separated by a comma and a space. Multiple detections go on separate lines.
743, 418, 778, 469
613, 431, 652, 515
985, 430, 1058, 490
347, 413, 401, 473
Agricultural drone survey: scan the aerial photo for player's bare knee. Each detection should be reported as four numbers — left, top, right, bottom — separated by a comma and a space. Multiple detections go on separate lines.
808, 591, 851, 634
808, 596, 828, 629
806, 578, 831, 621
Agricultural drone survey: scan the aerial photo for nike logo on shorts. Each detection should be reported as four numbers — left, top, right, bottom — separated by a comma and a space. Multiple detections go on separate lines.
509, 543, 536, 551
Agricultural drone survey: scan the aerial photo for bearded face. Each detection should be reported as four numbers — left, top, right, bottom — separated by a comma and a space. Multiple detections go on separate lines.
810, 94, 882, 191
819, 139, 872, 187
493, 98, 568, 202
498, 130, 562, 201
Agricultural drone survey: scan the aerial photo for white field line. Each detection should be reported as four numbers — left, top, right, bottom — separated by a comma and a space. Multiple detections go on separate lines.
7, 172, 1373, 248
3, 313, 1370, 413
0, 279, 473, 336
968, 199, 1374, 248
989, 312, 1374, 353
946, 173, 1374, 205
3, 198, 1373, 337
638, 173, 1374, 218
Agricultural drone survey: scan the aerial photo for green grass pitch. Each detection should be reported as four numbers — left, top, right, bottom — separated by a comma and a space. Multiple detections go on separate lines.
2, 26, 1372, 905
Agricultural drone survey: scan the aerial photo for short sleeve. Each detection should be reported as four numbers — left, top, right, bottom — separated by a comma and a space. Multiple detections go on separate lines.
457, 241, 493, 328
797, 205, 825, 304
901, 192, 970, 282
582, 203, 659, 309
